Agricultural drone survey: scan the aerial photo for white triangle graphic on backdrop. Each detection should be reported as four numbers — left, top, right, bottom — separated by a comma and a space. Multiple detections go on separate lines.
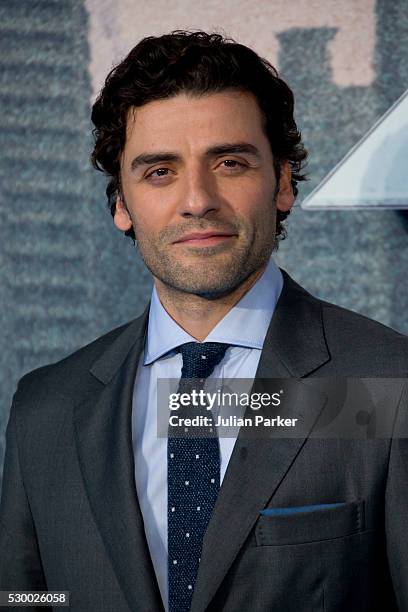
301, 89, 408, 210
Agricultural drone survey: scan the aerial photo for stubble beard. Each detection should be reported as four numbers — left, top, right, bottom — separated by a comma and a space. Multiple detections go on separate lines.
134, 219, 277, 301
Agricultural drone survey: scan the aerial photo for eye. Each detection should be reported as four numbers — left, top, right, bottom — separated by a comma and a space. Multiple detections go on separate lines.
219, 159, 246, 170
145, 167, 171, 179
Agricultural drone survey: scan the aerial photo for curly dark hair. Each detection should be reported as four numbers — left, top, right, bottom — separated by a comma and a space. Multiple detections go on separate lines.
90, 30, 307, 245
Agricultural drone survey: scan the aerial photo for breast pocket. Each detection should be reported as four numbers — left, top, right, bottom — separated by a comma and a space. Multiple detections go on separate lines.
255, 500, 365, 546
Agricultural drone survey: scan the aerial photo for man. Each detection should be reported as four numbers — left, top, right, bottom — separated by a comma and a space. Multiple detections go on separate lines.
1, 30, 408, 612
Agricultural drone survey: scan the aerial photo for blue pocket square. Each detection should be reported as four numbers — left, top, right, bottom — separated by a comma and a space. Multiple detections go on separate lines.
260, 502, 346, 517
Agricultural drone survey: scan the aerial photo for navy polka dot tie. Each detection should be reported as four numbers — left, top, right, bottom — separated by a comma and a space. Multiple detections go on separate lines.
168, 342, 231, 612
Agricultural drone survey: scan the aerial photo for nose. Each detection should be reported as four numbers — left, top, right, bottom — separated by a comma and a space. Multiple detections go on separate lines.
178, 166, 220, 218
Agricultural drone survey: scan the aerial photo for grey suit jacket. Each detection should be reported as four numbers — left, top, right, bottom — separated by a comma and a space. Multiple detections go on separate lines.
1, 269, 408, 612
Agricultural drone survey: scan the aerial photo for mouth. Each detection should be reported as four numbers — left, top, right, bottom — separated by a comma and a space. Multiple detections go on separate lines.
173, 232, 237, 247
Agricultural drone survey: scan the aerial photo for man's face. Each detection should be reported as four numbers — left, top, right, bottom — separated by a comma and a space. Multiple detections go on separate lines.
115, 90, 294, 299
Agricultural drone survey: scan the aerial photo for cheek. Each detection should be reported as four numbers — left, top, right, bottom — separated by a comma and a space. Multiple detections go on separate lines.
228, 182, 275, 220
126, 189, 173, 233
129, 205, 163, 234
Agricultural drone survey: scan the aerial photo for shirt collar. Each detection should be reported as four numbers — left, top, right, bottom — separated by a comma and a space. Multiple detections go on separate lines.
143, 256, 283, 365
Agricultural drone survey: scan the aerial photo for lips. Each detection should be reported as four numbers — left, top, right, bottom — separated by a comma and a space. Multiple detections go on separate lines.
174, 231, 236, 243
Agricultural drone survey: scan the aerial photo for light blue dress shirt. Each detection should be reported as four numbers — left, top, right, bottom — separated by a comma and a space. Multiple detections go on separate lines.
131, 256, 283, 610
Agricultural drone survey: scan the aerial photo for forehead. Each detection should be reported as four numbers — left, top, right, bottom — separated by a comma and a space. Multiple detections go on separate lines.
124, 90, 267, 148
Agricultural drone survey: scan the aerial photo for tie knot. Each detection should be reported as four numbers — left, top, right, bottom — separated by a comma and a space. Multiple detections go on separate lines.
177, 341, 231, 379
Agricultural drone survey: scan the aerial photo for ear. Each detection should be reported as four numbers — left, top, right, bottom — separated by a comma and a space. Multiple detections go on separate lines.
275, 161, 295, 212
113, 196, 133, 232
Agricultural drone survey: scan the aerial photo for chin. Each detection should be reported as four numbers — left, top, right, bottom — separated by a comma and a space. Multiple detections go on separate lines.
173, 272, 251, 300
192, 286, 239, 300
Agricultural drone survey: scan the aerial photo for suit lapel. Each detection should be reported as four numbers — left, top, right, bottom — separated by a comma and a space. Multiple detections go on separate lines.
190, 270, 331, 612
74, 304, 164, 612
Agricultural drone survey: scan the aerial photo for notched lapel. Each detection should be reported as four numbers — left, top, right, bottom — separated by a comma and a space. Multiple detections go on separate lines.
261, 269, 331, 379
74, 306, 164, 612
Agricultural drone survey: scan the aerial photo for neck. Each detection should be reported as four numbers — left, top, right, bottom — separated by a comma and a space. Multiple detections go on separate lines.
154, 265, 267, 341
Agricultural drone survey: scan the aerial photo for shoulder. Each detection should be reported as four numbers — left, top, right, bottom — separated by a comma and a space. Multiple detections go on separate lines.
7, 310, 150, 452
13, 318, 135, 409
319, 296, 408, 374
280, 269, 408, 375
320, 296, 407, 346
319, 295, 406, 336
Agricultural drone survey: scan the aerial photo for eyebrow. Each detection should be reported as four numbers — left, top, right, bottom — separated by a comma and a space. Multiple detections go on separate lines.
129, 142, 262, 172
